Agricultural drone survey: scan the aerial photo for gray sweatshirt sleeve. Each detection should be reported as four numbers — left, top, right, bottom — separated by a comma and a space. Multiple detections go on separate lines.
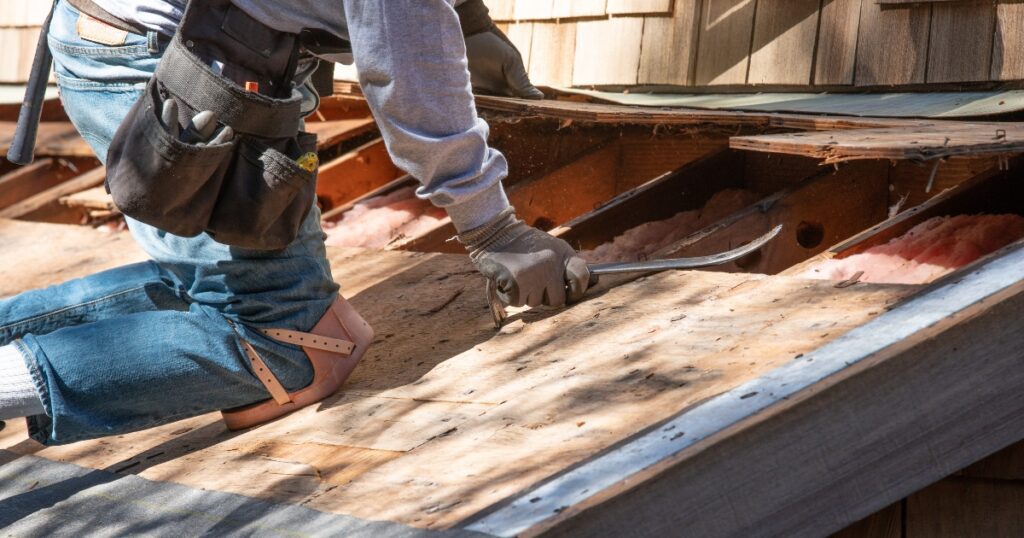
341, 0, 512, 232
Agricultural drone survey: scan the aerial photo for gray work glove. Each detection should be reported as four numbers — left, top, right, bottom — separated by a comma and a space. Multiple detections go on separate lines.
460, 208, 590, 308
456, 0, 544, 100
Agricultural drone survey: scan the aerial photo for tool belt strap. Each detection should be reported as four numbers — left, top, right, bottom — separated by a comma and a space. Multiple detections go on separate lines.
260, 328, 355, 355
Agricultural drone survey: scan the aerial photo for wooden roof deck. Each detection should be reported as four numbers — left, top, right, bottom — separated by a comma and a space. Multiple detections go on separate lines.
1, 92, 1023, 534
1, 215, 1022, 536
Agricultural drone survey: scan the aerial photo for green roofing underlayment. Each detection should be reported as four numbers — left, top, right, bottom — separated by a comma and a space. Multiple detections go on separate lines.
555, 88, 1024, 119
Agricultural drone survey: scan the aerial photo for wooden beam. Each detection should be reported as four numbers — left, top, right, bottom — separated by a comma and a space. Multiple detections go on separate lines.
552, 149, 743, 250
730, 123, 1024, 163
656, 160, 890, 275
0, 122, 93, 158
0, 158, 97, 210
314, 139, 404, 212
320, 175, 415, 222
0, 166, 106, 220
468, 242, 1024, 537
304, 118, 377, 150
782, 160, 1008, 276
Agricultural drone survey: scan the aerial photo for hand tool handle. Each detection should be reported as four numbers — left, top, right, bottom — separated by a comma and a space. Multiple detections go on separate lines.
7, 2, 56, 166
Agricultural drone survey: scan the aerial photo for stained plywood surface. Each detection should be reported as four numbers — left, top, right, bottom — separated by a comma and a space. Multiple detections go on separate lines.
0, 221, 912, 529
0, 219, 145, 297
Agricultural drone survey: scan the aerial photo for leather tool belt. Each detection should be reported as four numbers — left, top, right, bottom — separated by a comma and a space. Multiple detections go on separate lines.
105, 0, 317, 250
222, 295, 375, 430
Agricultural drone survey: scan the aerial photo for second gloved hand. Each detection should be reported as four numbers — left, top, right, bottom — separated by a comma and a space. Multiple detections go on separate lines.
460, 208, 590, 308
456, 0, 544, 100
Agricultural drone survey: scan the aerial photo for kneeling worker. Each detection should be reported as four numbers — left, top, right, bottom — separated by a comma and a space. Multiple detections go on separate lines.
0, 0, 589, 444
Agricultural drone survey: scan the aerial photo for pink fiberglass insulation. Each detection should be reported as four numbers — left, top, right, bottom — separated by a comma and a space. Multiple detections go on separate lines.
324, 186, 446, 249
797, 214, 1024, 285
579, 189, 761, 264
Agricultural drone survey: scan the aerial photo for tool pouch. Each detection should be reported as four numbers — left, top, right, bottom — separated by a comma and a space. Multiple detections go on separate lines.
105, 0, 316, 250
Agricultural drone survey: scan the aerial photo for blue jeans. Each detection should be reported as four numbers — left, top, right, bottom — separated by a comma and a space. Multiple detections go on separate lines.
1, 0, 339, 445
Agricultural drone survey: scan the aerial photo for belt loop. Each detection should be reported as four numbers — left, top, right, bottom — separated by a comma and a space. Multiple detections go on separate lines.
147, 30, 160, 54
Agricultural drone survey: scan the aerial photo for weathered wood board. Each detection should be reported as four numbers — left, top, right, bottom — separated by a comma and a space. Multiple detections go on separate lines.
572, 17, 644, 86
475, 95, 933, 131
992, 3, 1024, 81
747, 0, 821, 86
815, 0, 863, 86
694, 0, 758, 86
638, 0, 702, 86
927, 2, 996, 84
854, 1, 931, 86
730, 123, 1024, 163
0, 220, 913, 530
528, 23, 576, 87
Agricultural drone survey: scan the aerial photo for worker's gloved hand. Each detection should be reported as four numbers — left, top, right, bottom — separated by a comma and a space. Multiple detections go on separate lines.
460, 208, 590, 308
456, 0, 544, 100
160, 99, 234, 146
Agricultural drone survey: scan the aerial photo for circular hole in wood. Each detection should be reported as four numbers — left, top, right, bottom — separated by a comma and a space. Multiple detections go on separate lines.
796, 221, 825, 249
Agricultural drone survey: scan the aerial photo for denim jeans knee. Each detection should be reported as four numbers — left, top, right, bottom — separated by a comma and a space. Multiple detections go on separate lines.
11, 0, 340, 444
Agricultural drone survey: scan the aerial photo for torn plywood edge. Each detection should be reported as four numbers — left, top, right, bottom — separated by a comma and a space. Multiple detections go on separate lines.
0, 219, 914, 532
731, 122, 1024, 164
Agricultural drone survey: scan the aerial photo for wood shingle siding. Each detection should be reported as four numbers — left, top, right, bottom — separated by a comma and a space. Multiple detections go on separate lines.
485, 0, 1024, 89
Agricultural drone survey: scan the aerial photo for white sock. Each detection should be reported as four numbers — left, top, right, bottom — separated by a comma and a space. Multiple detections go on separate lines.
0, 344, 44, 419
